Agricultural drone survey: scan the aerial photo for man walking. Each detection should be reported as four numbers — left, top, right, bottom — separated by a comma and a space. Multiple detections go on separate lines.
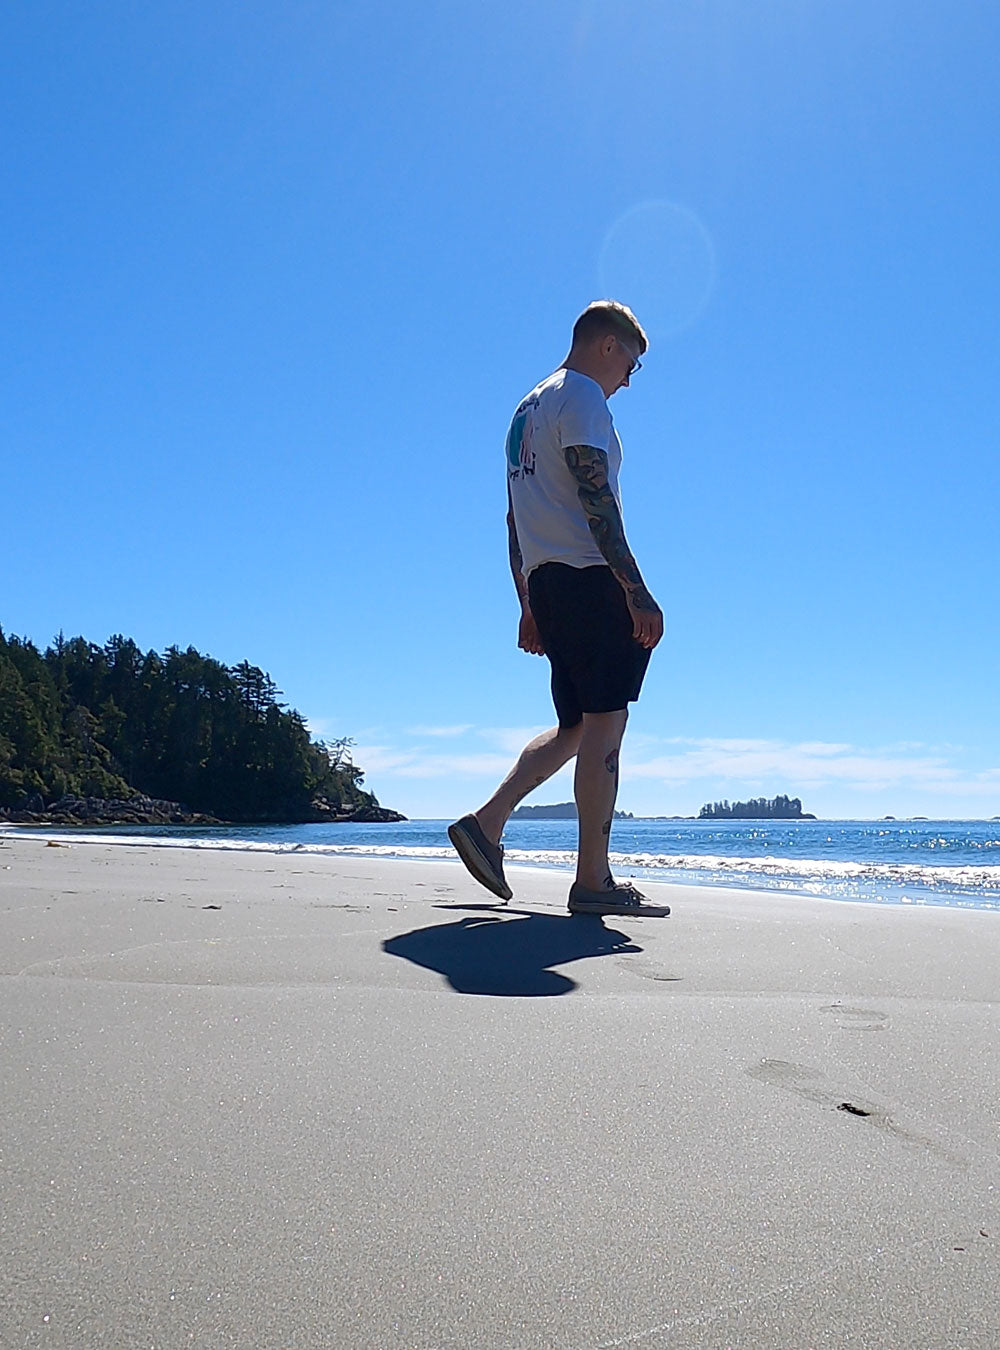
449, 300, 669, 918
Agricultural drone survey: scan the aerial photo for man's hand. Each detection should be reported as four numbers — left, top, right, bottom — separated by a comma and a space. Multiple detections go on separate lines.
518, 606, 545, 656
626, 586, 664, 649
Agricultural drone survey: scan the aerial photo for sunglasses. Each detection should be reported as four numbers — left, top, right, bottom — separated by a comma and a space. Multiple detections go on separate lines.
615, 336, 642, 377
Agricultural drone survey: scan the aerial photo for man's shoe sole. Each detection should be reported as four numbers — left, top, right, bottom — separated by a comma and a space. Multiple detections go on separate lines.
447, 818, 513, 902
568, 896, 671, 918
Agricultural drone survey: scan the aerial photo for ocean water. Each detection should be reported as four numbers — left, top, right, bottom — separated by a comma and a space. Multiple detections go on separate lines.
10, 817, 1000, 912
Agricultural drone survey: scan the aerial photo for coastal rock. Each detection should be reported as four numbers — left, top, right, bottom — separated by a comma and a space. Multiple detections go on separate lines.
304, 799, 407, 824
0, 795, 221, 827
1, 794, 406, 827
343, 804, 407, 824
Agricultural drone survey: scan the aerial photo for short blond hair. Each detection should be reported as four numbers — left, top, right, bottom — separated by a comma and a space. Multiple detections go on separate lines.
571, 300, 648, 354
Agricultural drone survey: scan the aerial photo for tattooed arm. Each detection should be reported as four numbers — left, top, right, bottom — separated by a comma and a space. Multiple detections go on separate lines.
563, 444, 664, 649
507, 483, 545, 656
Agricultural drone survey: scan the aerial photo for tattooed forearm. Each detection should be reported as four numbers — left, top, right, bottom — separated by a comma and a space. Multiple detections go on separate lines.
506, 485, 529, 604
564, 445, 658, 611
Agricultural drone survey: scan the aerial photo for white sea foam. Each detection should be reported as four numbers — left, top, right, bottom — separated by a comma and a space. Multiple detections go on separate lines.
6, 829, 1000, 895
604, 850, 1000, 891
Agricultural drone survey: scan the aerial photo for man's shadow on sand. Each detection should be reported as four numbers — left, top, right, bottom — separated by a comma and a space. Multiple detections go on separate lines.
381, 905, 641, 996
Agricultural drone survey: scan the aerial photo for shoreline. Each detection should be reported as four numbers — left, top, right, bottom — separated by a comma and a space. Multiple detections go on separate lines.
4, 821, 999, 914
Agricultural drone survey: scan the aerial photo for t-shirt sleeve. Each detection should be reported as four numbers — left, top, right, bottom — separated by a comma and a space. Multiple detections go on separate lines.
555, 380, 613, 452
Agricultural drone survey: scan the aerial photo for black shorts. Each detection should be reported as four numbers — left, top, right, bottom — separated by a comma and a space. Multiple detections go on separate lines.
527, 562, 652, 728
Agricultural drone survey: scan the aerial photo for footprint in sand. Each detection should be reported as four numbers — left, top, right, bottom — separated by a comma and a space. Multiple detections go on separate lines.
822, 1003, 889, 1032
618, 955, 682, 984
746, 1059, 966, 1166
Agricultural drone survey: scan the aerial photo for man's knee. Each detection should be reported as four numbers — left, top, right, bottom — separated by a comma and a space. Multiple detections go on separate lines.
581, 708, 628, 735
557, 720, 584, 749
579, 710, 628, 758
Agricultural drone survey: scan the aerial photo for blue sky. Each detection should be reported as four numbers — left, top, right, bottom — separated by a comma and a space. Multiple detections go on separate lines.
4, 1, 999, 820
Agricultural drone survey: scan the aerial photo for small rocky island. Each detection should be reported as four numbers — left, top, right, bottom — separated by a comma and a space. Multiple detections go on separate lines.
513, 796, 817, 823
698, 795, 815, 820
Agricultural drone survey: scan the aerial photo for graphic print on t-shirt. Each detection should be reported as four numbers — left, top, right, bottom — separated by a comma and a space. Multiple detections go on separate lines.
506, 395, 539, 480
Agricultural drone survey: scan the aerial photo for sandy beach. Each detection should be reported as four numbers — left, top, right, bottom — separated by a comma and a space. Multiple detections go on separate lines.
1, 832, 998, 1348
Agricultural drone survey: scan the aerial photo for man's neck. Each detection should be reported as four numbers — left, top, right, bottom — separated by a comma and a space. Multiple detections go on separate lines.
563, 352, 609, 397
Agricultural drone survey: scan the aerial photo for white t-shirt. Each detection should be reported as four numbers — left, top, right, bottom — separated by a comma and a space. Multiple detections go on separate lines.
505, 368, 624, 577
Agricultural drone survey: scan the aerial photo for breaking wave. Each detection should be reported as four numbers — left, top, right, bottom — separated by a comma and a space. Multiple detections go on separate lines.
6, 827, 1000, 908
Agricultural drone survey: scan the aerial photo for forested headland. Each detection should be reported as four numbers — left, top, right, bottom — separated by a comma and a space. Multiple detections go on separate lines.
511, 802, 634, 820
698, 796, 815, 820
0, 629, 403, 825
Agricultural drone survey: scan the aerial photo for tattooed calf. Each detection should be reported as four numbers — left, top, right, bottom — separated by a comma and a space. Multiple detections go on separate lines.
604, 750, 619, 776
510, 773, 549, 811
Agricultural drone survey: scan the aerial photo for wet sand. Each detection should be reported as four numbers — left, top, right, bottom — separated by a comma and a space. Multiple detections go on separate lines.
2, 832, 998, 1348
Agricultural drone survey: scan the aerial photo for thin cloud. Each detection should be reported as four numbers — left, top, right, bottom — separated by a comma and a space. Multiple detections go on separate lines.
625, 737, 997, 796
305, 718, 385, 743
407, 723, 475, 738
351, 744, 513, 780
342, 729, 1000, 803
304, 716, 338, 739
476, 725, 550, 754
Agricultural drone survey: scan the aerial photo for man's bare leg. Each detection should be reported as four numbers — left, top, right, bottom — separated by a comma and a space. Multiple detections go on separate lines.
573, 709, 628, 891
473, 723, 584, 846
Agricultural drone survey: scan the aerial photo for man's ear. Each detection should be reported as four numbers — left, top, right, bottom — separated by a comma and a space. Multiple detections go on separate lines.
600, 335, 616, 357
